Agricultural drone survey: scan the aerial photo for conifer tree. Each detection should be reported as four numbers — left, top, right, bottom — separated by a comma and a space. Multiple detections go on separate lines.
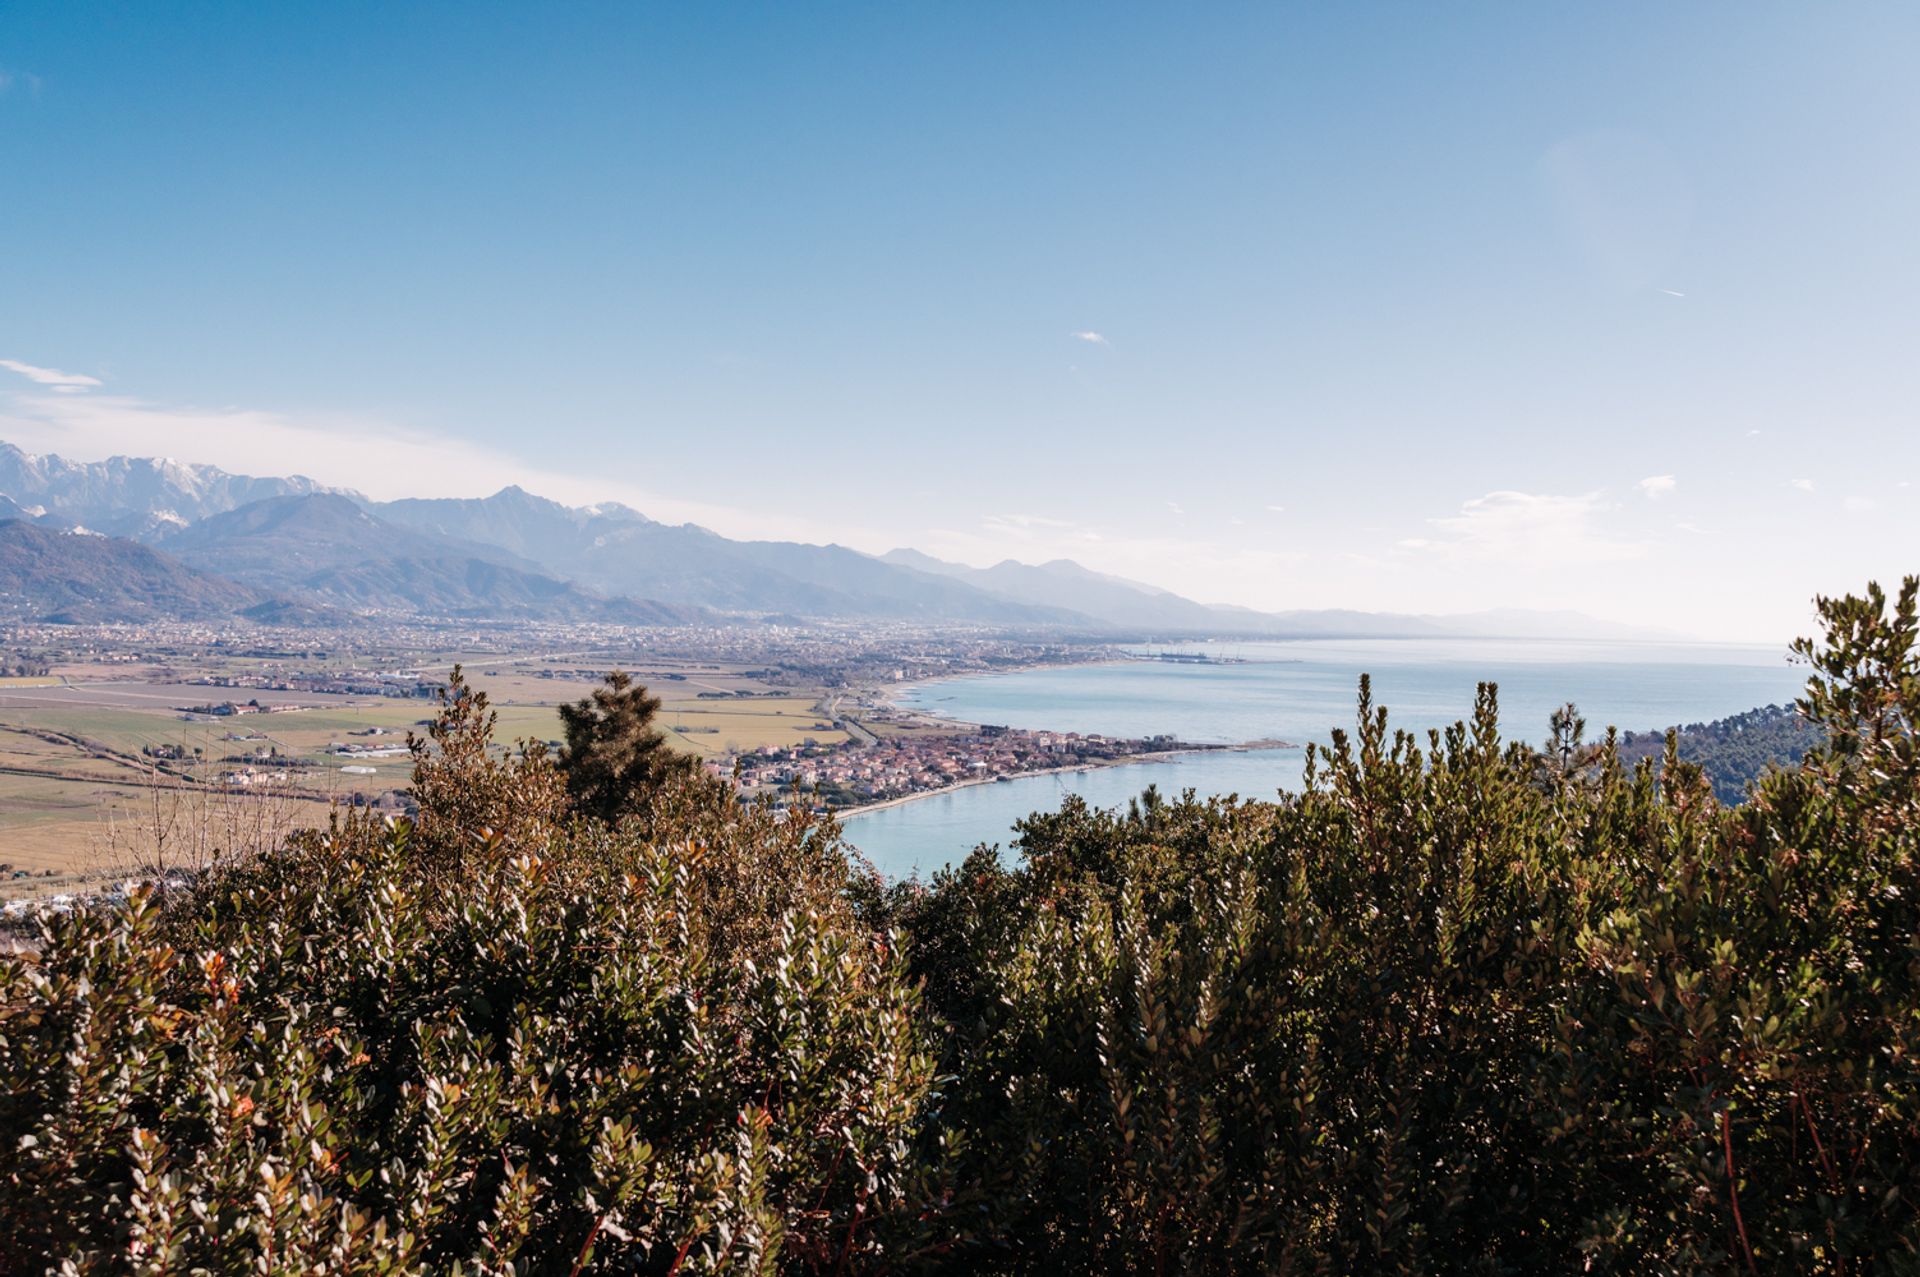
557, 669, 696, 822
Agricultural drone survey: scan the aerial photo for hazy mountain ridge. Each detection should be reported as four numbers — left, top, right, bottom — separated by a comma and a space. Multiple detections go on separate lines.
881, 550, 1264, 631
377, 488, 1087, 624
878, 549, 1676, 640
0, 441, 1672, 636
0, 519, 286, 624
161, 493, 707, 624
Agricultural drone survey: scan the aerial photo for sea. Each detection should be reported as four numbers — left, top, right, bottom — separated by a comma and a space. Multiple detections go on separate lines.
838, 638, 1806, 880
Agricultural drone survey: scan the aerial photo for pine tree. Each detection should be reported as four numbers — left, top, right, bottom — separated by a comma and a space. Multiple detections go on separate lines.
557, 669, 696, 822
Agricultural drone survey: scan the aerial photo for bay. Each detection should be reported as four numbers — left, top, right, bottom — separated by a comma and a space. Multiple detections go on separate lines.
840, 638, 1805, 880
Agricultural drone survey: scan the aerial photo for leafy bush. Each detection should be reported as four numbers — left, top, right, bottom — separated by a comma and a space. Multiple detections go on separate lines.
6, 583, 1920, 1273
878, 582, 1920, 1273
1, 679, 936, 1274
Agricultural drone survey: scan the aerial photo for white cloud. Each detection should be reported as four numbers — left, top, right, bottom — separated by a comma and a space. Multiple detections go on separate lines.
0, 359, 102, 392
1404, 490, 1648, 567
1166, 501, 1185, 517
1637, 473, 1676, 499
1790, 478, 1815, 492
1070, 331, 1109, 346
1264, 504, 1286, 513
1658, 288, 1686, 298
979, 513, 1076, 539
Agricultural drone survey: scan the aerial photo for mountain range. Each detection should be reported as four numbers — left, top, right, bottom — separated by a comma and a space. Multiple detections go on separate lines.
0, 441, 1674, 638
0, 441, 343, 539
0, 520, 288, 625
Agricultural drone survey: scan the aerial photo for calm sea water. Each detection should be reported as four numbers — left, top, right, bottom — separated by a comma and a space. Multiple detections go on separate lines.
840, 638, 1804, 880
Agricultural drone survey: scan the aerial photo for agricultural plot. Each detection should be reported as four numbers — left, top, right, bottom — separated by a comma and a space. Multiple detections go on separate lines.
0, 657, 853, 878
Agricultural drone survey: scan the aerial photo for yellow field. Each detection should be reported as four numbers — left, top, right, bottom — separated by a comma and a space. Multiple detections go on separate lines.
0, 661, 851, 878
0, 769, 339, 889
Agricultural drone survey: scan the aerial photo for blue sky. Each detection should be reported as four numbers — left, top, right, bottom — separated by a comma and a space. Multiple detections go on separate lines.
2, 3, 1916, 639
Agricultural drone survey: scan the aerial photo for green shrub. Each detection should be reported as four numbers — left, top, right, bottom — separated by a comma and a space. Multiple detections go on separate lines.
6, 581, 1920, 1273
1, 699, 936, 1273
881, 582, 1920, 1273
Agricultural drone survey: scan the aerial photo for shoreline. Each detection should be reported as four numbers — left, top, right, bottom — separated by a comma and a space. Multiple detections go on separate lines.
826, 652, 1300, 822
831, 741, 1299, 820
832, 748, 1193, 819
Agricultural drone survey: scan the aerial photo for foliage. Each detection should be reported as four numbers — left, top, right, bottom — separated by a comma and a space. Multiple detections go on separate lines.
1, 685, 936, 1274
558, 670, 700, 826
1619, 702, 1820, 804
405, 665, 570, 869
6, 580, 1920, 1273
876, 581, 1920, 1273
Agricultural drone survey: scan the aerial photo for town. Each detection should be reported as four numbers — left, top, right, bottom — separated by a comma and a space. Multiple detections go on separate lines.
723, 724, 1216, 810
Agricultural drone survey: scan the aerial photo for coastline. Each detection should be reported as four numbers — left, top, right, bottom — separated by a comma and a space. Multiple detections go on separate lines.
832, 655, 1297, 821
831, 739, 1300, 820
831, 747, 1211, 819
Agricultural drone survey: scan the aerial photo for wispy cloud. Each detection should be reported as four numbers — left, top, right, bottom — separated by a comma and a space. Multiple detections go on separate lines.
1658, 288, 1686, 299
1402, 490, 1647, 567
1070, 330, 1109, 347
0, 359, 102, 393
1264, 504, 1286, 513
980, 512, 1076, 537
1637, 473, 1676, 499
1790, 478, 1815, 492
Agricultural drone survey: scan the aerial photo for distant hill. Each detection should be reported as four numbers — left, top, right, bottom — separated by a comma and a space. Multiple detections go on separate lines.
162, 493, 708, 623
877, 548, 1661, 640
1618, 703, 1819, 804
879, 550, 1231, 631
378, 485, 651, 569
0, 439, 1686, 636
1424, 608, 1682, 643
0, 519, 281, 623
0, 442, 351, 538
377, 488, 1087, 624
0, 494, 59, 527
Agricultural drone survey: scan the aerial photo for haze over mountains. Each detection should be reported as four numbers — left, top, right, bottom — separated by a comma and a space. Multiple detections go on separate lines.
0, 442, 1671, 638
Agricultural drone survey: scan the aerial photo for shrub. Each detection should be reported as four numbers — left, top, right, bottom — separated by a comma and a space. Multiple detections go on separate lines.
885, 583, 1920, 1273
5, 580, 1920, 1273
1, 712, 936, 1273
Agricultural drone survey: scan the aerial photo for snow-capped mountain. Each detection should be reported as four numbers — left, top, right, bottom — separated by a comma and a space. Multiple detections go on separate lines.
0, 442, 357, 538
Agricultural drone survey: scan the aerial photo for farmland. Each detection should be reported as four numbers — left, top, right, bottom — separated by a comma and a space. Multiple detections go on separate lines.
0, 619, 1114, 900
0, 651, 851, 889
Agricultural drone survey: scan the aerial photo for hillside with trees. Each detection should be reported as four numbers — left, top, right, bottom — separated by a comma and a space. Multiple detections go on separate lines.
4, 579, 1919, 1272
1620, 701, 1820, 803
